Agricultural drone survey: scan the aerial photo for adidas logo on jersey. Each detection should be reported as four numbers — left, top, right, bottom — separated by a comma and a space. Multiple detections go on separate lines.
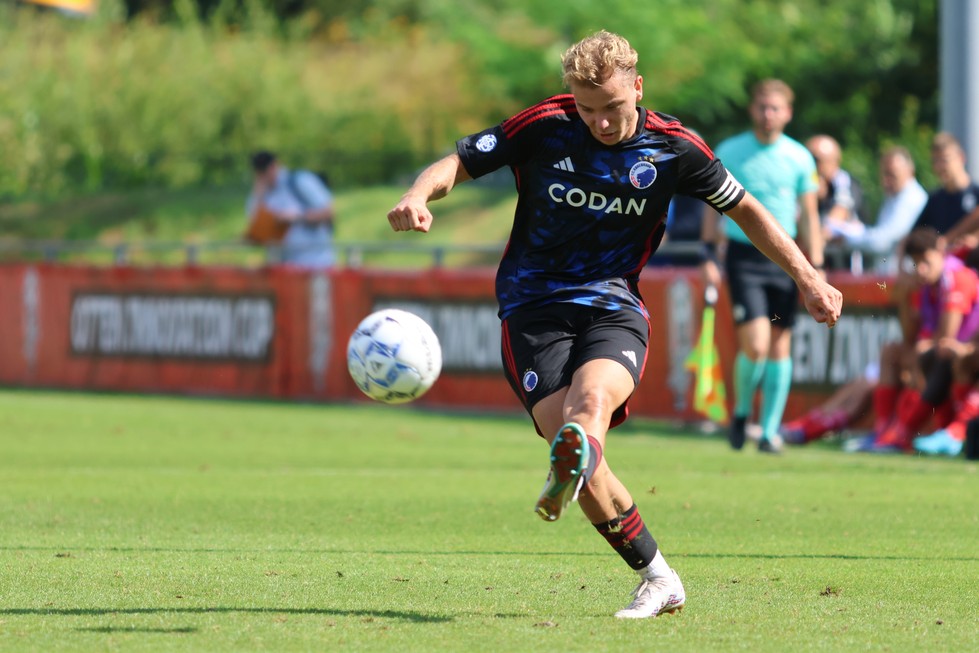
622, 350, 637, 367
553, 157, 575, 172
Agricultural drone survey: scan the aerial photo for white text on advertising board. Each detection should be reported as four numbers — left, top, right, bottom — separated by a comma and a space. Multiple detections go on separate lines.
792, 310, 901, 385
70, 294, 275, 361
374, 301, 502, 372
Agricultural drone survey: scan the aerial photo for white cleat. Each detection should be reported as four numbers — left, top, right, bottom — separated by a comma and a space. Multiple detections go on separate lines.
614, 569, 686, 619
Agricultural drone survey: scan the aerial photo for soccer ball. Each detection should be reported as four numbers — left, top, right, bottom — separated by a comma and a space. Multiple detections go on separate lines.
347, 308, 442, 404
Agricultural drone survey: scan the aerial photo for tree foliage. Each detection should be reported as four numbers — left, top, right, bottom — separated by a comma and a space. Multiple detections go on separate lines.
1, 0, 940, 212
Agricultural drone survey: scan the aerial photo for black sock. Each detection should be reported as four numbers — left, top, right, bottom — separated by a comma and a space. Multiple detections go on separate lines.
593, 504, 658, 570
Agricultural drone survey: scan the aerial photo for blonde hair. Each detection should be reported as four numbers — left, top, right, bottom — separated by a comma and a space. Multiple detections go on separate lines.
751, 78, 795, 105
561, 30, 638, 87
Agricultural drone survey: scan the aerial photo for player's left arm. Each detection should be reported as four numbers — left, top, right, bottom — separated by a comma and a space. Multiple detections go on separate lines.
726, 193, 842, 327
675, 137, 841, 325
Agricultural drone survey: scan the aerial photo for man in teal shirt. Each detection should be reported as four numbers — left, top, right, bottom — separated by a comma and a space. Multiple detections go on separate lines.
702, 79, 825, 453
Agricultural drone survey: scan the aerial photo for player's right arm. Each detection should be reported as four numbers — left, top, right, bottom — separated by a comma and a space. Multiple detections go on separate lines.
392, 96, 558, 234
388, 153, 472, 233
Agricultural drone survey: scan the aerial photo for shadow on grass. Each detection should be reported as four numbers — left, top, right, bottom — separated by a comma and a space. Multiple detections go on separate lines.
4, 545, 978, 562
76, 626, 198, 634
2, 607, 454, 623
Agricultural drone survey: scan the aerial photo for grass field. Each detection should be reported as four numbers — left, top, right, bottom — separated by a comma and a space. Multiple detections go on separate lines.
1, 390, 977, 652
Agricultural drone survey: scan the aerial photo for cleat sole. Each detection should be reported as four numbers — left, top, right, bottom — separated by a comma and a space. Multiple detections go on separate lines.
534, 424, 589, 521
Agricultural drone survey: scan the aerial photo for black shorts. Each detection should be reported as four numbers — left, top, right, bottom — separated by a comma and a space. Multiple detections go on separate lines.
500, 302, 650, 432
725, 240, 798, 328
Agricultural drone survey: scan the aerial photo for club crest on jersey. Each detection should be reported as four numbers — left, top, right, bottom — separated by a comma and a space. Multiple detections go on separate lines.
522, 370, 539, 392
629, 160, 657, 189
476, 134, 497, 152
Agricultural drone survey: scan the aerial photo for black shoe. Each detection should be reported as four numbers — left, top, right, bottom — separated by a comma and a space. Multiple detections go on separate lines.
729, 416, 747, 450
757, 437, 783, 455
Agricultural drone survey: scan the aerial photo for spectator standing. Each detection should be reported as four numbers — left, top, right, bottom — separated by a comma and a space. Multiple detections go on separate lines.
828, 146, 928, 274
246, 151, 336, 268
701, 79, 826, 454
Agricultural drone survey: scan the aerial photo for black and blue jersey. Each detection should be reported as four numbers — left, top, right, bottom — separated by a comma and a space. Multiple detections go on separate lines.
457, 95, 745, 319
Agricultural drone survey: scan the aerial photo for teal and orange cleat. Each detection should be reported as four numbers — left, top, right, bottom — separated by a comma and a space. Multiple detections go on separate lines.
534, 423, 590, 522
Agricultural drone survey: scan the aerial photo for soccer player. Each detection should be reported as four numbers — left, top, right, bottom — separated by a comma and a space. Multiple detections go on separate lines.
700, 79, 825, 454
388, 31, 842, 619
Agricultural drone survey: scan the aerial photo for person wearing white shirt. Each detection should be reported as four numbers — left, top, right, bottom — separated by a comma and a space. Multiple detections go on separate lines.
829, 146, 927, 274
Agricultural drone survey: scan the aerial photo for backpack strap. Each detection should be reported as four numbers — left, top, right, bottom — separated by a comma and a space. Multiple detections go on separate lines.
286, 170, 333, 233
286, 170, 313, 209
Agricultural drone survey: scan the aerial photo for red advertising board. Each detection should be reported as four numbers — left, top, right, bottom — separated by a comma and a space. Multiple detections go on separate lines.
0, 263, 897, 423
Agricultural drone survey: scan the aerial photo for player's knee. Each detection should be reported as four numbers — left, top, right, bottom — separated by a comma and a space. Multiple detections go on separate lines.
742, 344, 767, 361
569, 386, 615, 423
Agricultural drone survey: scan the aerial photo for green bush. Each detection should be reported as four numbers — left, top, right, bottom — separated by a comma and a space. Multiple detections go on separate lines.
0, 0, 939, 222
0, 2, 481, 199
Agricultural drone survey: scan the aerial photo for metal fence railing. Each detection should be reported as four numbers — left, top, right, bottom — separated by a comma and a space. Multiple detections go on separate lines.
0, 238, 880, 273
0, 239, 509, 269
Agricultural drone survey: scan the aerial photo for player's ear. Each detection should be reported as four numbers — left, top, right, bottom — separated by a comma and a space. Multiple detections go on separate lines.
634, 75, 643, 101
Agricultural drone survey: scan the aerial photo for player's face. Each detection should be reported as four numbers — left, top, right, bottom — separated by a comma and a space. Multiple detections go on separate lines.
570, 71, 642, 146
910, 250, 945, 286
749, 92, 792, 141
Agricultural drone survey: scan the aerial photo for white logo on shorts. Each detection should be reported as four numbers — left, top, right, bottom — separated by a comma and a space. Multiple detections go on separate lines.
476, 134, 497, 152
522, 370, 539, 392
622, 350, 637, 367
